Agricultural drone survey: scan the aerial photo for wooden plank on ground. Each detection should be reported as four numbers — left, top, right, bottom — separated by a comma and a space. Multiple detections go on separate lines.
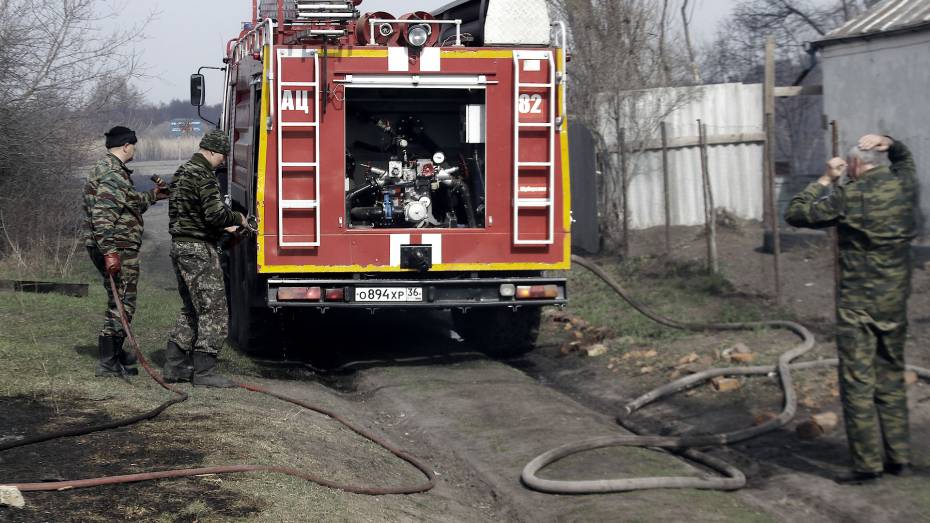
0, 280, 89, 298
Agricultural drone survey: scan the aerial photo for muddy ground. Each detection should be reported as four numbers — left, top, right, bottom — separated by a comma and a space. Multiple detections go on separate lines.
3, 162, 930, 522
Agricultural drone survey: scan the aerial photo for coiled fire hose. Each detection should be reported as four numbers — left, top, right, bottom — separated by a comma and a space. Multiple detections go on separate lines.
522, 255, 930, 493
1, 274, 435, 496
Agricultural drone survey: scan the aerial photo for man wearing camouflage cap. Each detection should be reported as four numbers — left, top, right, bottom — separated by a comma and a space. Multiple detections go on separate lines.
84, 125, 168, 377
164, 129, 247, 387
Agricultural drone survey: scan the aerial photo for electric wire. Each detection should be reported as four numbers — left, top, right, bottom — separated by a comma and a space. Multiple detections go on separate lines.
1, 274, 435, 496
521, 254, 930, 493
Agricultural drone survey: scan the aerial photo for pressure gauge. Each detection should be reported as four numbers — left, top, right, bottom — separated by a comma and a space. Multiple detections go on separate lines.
432, 152, 446, 165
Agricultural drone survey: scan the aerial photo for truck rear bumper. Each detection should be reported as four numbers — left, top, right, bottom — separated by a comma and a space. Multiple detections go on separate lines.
265, 277, 567, 309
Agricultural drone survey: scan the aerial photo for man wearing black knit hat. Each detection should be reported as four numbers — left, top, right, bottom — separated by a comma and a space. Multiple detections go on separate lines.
82, 126, 169, 377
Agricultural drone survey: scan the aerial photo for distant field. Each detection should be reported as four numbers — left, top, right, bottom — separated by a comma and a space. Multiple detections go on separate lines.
89, 135, 202, 163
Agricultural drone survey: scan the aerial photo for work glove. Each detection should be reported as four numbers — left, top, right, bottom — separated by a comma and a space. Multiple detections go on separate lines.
103, 252, 121, 275
152, 175, 170, 201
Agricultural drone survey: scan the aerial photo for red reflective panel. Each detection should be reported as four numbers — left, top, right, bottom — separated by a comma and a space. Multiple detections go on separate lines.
324, 288, 346, 302
277, 287, 322, 301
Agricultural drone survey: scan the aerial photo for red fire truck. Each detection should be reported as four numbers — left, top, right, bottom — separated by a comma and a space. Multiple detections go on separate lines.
194, 0, 571, 355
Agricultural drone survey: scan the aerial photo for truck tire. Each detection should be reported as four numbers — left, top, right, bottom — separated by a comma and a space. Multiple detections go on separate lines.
452, 307, 541, 358
228, 241, 282, 355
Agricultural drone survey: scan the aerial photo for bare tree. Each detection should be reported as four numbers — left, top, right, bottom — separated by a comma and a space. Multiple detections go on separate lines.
700, 0, 879, 84
698, 0, 872, 185
0, 0, 151, 269
680, 0, 701, 83
658, 0, 672, 85
549, 0, 694, 252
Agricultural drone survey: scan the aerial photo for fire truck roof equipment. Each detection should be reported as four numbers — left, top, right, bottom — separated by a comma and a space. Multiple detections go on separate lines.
433, 0, 552, 46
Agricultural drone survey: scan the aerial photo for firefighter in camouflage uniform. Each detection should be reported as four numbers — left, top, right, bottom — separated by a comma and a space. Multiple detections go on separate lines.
164, 130, 246, 388
785, 134, 918, 484
84, 126, 168, 377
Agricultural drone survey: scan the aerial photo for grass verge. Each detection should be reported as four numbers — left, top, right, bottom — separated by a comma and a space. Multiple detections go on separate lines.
0, 256, 438, 522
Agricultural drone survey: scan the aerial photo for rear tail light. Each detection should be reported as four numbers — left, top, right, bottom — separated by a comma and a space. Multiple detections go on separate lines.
277, 287, 321, 301
324, 288, 346, 302
515, 285, 560, 300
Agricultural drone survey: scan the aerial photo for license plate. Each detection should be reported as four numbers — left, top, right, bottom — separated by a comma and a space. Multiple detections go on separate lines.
355, 287, 423, 302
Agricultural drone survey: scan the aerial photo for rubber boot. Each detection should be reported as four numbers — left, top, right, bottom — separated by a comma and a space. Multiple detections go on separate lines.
834, 469, 882, 485
114, 335, 139, 370
95, 336, 136, 377
162, 341, 194, 383
884, 462, 913, 477
191, 352, 236, 388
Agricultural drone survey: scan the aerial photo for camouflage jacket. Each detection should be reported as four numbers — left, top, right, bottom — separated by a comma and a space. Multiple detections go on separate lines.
169, 153, 242, 245
784, 141, 918, 316
83, 154, 157, 254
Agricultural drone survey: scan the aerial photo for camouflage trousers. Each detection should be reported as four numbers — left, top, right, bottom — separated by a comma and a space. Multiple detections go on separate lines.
168, 241, 229, 355
87, 246, 139, 338
836, 307, 910, 473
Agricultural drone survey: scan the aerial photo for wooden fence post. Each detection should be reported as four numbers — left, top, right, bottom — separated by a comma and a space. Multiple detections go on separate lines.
764, 35, 783, 305
830, 120, 841, 310
620, 127, 630, 259
661, 121, 672, 256
698, 120, 718, 273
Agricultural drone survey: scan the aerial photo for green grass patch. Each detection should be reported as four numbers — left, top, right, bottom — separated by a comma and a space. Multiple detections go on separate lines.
566, 255, 775, 344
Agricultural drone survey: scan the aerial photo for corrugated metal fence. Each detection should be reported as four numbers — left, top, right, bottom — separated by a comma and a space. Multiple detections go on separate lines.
601, 83, 765, 229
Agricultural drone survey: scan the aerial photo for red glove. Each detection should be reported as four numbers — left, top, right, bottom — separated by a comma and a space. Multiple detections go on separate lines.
103, 252, 121, 275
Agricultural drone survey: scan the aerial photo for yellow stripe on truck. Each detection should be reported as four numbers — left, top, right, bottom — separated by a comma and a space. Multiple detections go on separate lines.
258, 260, 571, 274
257, 46, 271, 269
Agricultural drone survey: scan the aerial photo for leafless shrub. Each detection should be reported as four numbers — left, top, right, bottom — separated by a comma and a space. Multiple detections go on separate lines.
549, 0, 696, 251
0, 0, 151, 273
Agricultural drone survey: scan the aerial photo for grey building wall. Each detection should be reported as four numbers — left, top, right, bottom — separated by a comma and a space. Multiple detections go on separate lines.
781, 65, 826, 179
820, 29, 930, 234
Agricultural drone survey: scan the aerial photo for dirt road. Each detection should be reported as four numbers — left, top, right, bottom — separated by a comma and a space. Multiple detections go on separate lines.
121, 168, 767, 520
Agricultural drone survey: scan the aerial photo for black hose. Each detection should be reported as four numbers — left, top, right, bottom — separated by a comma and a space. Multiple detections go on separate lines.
346, 182, 377, 207
449, 179, 477, 228
350, 206, 384, 221
471, 149, 486, 207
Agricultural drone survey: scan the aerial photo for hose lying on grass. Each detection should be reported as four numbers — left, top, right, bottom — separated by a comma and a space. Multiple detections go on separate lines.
522, 254, 930, 494
0, 275, 435, 496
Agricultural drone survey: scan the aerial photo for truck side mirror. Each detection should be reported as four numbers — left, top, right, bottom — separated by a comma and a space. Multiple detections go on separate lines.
190, 74, 205, 107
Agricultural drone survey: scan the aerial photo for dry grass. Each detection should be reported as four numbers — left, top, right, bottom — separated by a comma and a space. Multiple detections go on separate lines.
0, 257, 439, 522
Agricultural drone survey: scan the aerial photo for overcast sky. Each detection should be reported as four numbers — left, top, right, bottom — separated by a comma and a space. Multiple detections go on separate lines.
114, 0, 733, 106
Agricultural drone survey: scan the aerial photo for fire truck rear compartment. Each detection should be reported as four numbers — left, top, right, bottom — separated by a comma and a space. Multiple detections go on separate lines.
344, 88, 486, 230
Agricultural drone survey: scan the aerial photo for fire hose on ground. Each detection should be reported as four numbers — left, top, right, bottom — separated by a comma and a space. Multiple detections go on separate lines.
521, 255, 930, 493
0, 274, 435, 496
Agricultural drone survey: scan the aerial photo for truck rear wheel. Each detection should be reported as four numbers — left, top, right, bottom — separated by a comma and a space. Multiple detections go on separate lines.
452, 307, 541, 358
228, 241, 281, 355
